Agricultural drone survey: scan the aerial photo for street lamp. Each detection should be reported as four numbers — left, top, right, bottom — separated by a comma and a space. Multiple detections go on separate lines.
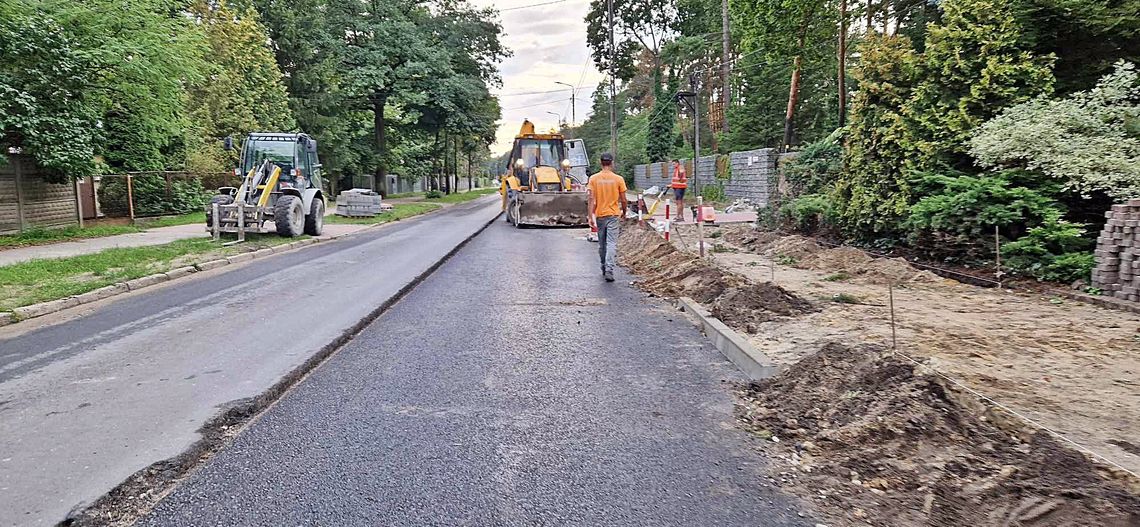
545, 111, 564, 130
676, 86, 701, 194
554, 81, 577, 136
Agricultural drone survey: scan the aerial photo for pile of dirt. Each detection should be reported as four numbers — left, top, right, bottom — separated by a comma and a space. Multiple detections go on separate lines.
619, 222, 815, 324
739, 342, 1140, 526
718, 225, 939, 284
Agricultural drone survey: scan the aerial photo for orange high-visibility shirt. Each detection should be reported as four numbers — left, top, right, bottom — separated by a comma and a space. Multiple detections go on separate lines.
588, 170, 627, 217
671, 165, 688, 189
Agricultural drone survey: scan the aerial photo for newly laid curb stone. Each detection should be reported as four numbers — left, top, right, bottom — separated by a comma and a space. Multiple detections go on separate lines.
164, 266, 197, 280
678, 296, 782, 381
15, 297, 82, 319
195, 259, 228, 272
74, 284, 130, 304
125, 274, 168, 291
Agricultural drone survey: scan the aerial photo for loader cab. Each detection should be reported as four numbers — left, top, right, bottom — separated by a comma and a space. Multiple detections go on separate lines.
508, 137, 568, 189
239, 133, 323, 193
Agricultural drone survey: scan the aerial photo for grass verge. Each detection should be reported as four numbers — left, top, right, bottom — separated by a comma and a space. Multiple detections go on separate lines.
0, 225, 140, 249
0, 234, 298, 311
326, 203, 441, 225
136, 211, 205, 229
423, 187, 497, 204
0, 212, 206, 250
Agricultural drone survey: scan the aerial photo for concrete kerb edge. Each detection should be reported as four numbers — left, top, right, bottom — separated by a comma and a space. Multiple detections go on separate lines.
677, 296, 782, 381
67, 209, 505, 525
0, 203, 465, 329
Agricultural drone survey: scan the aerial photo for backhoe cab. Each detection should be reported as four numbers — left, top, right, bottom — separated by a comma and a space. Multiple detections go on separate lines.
500, 120, 589, 227
207, 133, 326, 238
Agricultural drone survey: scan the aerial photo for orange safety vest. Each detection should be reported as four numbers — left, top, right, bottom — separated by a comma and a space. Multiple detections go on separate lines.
671, 165, 688, 189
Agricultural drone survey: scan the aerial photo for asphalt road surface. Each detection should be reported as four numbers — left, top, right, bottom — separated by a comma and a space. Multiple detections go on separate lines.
139, 219, 811, 526
0, 197, 501, 525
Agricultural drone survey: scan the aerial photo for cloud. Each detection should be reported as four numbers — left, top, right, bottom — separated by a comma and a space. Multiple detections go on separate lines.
470, 0, 606, 154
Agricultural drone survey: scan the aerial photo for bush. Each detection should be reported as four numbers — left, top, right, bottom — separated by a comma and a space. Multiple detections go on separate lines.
781, 129, 843, 195
904, 171, 1058, 259
970, 61, 1140, 200
700, 184, 725, 202
777, 193, 834, 234
425, 189, 443, 199
1002, 210, 1093, 282
99, 175, 208, 217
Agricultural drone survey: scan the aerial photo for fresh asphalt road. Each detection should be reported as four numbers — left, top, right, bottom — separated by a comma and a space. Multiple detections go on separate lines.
0, 197, 500, 526
139, 219, 811, 526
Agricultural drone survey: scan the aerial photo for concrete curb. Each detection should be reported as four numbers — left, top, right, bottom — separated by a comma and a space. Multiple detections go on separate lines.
0, 200, 492, 329
677, 296, 782, 381
1057, 289, 1140, 315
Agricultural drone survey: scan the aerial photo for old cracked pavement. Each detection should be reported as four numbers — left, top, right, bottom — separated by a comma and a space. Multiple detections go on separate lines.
2, 196, 811, 525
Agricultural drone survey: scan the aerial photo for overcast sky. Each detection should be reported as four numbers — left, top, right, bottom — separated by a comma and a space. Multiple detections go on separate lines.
469, 0, 606, 155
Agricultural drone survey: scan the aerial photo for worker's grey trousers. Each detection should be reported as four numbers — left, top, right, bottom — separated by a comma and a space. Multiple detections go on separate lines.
597, 215, 620, 274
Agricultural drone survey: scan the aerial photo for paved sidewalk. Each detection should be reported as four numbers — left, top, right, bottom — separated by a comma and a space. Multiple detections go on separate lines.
0, 222, 373, 267
0, 224, 208, 267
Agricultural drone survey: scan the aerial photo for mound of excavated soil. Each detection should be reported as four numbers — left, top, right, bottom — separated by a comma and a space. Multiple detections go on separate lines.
719, 225, 939, 284
739, 342, 1140, 526
619, 222, 814, 325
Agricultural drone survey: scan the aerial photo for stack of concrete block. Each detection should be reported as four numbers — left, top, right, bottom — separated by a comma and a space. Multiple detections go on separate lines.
335, 189, 383, 217
1092, 199, 1140, 302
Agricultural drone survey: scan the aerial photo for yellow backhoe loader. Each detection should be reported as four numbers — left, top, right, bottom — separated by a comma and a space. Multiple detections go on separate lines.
499, 120, 589, 227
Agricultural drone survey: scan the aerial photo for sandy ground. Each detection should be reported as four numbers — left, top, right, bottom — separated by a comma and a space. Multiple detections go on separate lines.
619, 221, 1140, 526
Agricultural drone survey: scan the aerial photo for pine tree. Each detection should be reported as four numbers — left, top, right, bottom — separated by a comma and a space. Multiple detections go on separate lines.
903, 0, 1054, 172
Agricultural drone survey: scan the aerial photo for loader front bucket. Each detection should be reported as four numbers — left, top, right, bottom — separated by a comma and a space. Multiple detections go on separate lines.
511, 191, 589, 227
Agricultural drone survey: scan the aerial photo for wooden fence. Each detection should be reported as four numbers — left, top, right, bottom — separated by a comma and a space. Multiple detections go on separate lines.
0, 155, 80, 235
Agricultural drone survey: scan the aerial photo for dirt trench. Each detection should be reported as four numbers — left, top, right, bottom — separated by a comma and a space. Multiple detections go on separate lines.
618, 221, 1140, 527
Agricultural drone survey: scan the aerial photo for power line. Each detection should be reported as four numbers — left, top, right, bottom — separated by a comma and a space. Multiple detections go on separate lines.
499, 0, 569, 12
501, 98, 570, 111
497, 88, 571, 97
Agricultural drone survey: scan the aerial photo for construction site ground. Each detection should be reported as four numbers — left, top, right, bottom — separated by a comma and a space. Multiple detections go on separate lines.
618, 221, 1140, 526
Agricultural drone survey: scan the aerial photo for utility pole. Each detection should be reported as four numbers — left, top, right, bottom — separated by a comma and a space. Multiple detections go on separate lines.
692, 73, 700, 195
607, 0, 617, 157
839, 0, 848, 126
721, 0, 730, 133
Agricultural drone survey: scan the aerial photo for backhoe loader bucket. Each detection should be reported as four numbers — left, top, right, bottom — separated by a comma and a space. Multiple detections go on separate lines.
509, 191, 589, 227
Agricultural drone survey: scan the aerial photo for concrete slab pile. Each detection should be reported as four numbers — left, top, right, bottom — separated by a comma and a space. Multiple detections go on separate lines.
1092, 199, 1140, 302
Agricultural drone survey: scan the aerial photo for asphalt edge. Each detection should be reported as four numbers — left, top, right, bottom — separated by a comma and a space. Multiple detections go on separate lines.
0, 199, 480, 328
677, 296, 782, 381
60, 208, 503, 527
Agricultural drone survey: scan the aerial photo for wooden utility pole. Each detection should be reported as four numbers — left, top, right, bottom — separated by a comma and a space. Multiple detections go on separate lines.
721, 0, 731, 133
839, 0, 848, 127
607, 0, 618, 156
692, 73, 701, 195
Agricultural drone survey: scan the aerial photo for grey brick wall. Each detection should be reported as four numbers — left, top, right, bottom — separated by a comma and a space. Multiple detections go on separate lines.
632, 148, 779, 207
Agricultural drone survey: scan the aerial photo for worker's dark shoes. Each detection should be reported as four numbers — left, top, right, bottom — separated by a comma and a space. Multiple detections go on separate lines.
604, 271, 615, 282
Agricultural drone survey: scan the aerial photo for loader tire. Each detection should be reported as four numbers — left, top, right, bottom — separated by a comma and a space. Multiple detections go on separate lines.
205, 194, 234, 228
304, 197, 325, 236
274, 195, 305, 237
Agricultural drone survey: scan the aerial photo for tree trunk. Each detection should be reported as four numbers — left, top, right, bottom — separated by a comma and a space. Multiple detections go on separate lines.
839, 0, 848, 127
431, 129, 441, 191
443, 133, 451, 194
866, 0, 873, 32
783, 54, 803, 151
372, 92, 388, 194
467, 151, 473, 191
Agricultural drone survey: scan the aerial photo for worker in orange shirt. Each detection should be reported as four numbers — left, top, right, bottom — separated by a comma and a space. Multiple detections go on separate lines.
587, 152, 628, 282
670, 159, 688, 222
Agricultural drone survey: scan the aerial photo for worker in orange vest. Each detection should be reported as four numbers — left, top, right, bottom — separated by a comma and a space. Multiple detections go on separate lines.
670, 159, 688, 222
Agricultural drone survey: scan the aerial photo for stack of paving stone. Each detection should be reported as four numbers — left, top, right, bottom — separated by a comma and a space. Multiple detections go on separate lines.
1092, 199, 1140, 302
335, 189, 383, 217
